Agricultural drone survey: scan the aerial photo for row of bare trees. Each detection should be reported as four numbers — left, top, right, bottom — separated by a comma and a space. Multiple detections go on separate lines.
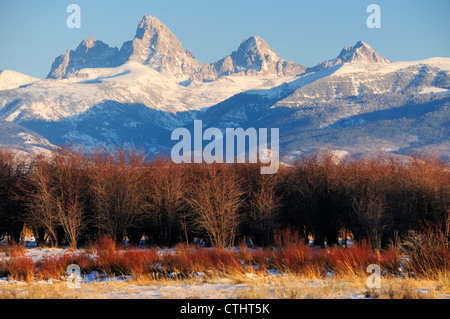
0, 148, 448, 250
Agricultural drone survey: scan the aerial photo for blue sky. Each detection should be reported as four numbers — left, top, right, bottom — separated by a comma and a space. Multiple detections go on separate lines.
1, 0, 449, 78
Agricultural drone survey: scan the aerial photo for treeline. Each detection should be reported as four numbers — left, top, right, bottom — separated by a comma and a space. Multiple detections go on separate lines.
0, 148, 448, 250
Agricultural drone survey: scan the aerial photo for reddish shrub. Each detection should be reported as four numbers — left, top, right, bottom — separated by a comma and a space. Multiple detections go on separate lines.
5, 257, 36, 282
162, 245, 243, 275
272, 243, 315, 274
236, 241, 252, 264
91, 236, 131, 276
323, 241, 379, 274
37, 253, 93, 280
95, 248, 128, 276
380, 245, 401, 273
274, 228, 301, 249
94, 236, 118, 252
208, 248, 241, 272
123, 249, 160, 275
164, 244, 213, 274
401, 226, 450, 279
248, 249, 272, 271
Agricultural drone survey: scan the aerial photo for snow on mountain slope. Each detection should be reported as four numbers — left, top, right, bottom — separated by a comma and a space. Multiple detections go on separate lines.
0, 70, 39, 91
274, 57, 450, 108
229, 57, 450, 108
0, 61, 297, 124
2, 54, 447, 157
331, 57, 450, 75
201, 55, 450, 159
0, 120, 55, 157
419, 86, 450, 95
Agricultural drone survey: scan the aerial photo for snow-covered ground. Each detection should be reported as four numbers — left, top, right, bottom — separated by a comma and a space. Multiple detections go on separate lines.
0, 244, 448, 299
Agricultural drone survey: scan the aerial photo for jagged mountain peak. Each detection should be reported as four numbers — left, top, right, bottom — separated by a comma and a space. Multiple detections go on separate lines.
239, 36, 268, 49
74, 36, 115, 56
338, 40, 391, 63
340, 40, 369, 52
307, 41, 391, 73
79, 36, 97, 49
46, 15, 307, 80
214, 35, 305, 76
138, 14, 159, 26
135, 15, 166, 36
233, 36, 280, 61
126, 14, 185, 64
47, 35, 121, 79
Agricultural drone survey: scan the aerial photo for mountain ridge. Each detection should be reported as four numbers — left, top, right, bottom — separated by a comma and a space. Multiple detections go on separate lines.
1, 15, 449, 161
47, 15, 306, 81
307, 40, 391, 73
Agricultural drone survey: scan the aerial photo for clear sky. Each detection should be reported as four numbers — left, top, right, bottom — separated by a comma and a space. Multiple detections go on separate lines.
1, 0, 449, 78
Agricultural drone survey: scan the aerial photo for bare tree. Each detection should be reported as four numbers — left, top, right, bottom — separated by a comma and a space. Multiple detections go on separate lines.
26, 155, 59, 247
24, 150, 87, 249
289, 153, 344, 247
89, 149, 149, 244
187, 164, 243, 249
146, 161, 188, 246
351, 188, 391, 250
52, 150, 86, 250
0, 150, 28, 243
246, 174, 281, 246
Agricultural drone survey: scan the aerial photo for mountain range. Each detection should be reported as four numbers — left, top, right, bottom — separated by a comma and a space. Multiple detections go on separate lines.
0, 15, 449, 161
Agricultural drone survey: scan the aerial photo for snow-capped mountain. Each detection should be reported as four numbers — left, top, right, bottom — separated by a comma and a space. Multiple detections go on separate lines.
0, 70, 39, 91
307, 41, 391, 73
0, 120, 55, 157
203, 57, 450, 159
0, 15, 449, 160
120, 15, 214, 81
213, 36, 305, 77
47, 15, 304, 82
47, 36, 122, 79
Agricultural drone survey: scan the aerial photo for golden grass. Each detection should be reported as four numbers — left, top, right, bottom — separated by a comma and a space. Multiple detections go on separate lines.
0, 240, 448, 299
1, 270, 448, 299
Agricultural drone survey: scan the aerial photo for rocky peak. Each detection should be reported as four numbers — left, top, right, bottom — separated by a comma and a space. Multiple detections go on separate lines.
47, 15, 306, 80
185, 50, 195, 59
214, 36, 305, 76
231, 36, 279, 70
78, 36, 97, 51
126, 15, 185, 64
47, 36, 121, 79
307, 41, 391, 73
237, 36, 272, 53
337, 41, 391, 63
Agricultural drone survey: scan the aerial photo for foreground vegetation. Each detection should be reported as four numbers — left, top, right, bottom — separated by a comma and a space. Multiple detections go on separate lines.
0, 233, 448, 286
0, 236, 449, 299
0, 148, 449, 252
0, 148, 448, 298
0, 273, 448, 299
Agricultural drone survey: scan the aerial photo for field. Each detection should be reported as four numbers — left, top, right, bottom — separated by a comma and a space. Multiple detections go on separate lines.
0, 237, 449, 299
